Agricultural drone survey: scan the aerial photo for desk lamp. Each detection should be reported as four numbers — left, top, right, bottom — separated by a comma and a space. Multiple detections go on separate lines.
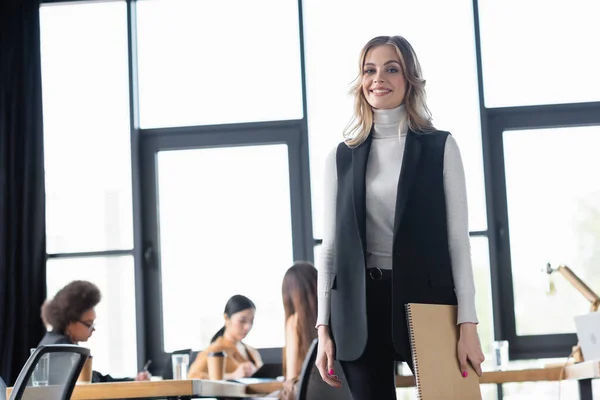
545, 263, 600, 362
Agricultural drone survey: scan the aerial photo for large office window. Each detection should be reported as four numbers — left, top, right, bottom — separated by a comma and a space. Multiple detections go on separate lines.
303, 2, 494, 397
303, 0, 491, 359
479, 0, 600, 362
135, 0, 310, 368
156, 145, 293, 351
136, 0, 303, 129
139, 123, 309, 367
504, 126, 600, 336
303, 0, 487, 239
40, 1, 137, 377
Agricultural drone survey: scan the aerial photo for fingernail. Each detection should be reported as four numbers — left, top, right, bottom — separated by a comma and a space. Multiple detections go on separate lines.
462, 371, 468, 378
328, 369, 334, 375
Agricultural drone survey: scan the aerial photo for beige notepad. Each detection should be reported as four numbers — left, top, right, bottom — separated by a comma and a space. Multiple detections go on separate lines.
405, 303, 482, 399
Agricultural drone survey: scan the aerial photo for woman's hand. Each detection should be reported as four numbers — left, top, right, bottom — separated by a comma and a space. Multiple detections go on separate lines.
134, 371, 151, 381
229, 361, 257, 380
457, 322, 485, 377
315, 326, 342, 388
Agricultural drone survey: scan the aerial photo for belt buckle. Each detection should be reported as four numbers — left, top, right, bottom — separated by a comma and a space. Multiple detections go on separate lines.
369, 267, 383, 281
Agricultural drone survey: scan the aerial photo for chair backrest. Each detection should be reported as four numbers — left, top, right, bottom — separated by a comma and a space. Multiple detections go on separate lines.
1, 376, 6, 400
9, 344, 90, 400
296, 339, 353, 400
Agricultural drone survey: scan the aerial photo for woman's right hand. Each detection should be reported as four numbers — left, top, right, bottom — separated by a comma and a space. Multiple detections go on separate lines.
230, 361, 257, 380
315, 326, 342, 388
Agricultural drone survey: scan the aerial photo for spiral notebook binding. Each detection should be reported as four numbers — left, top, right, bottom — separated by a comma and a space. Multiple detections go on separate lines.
405, 304, 423, 400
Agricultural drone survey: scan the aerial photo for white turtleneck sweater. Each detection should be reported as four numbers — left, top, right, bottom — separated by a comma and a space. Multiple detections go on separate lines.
316, 105, 478, 326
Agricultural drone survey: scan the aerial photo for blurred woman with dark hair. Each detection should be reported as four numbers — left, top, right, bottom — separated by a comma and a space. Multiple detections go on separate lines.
277, 261, 318, 400
38, 280, 150, 382
281, 262, 318, 379
188, 294, 263, 380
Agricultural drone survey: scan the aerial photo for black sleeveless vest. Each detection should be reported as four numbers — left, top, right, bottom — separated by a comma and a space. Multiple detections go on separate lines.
329, 129, 458, 363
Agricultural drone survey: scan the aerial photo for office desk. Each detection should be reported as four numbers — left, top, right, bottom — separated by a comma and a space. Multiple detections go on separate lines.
395, 360, 600, 399
6, 379, 283, 399
7, 362, 598, 399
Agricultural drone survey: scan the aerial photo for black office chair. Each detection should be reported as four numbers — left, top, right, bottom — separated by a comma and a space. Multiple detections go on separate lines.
1, 375, 6, 400
295, 339, 353, 400
162, 349, 193, 400
9, 344, 90, 400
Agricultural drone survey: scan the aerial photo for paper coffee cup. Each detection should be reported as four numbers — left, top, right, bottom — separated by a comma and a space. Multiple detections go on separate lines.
207, 351, 226, 380
77, 355, 93, 383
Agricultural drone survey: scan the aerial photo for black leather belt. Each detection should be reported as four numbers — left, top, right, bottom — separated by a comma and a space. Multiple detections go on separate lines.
367, 267, 392, 281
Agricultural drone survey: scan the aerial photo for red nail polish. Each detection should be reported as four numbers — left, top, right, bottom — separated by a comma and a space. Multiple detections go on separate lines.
329, 369, 334, 375
462, 371, 468, 378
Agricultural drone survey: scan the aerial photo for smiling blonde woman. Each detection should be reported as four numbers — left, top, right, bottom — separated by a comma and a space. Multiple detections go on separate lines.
314, 35, 485, 400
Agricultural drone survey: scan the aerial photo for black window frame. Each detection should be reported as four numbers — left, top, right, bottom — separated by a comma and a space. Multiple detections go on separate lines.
40, 0, 313, 373
485, 102, 600, 360
138, 120, 313, 371
39, 0, 600, 387
39, 0, 147, 370
472, 0, 600, 362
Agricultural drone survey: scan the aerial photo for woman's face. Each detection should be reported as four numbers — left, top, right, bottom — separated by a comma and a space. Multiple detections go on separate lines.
361, 44, 407, 110
67, 308, 96, 343
224, 308, 255, 342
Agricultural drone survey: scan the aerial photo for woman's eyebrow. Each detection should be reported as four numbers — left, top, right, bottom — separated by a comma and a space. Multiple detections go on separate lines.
364, 60, 400, 67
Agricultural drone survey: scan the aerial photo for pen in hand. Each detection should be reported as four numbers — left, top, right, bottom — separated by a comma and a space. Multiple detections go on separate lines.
143, 360, 152, 372
135, 360, 152, 381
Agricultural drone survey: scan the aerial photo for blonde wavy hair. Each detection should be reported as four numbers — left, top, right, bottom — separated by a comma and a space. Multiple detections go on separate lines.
344, 35, 434, 147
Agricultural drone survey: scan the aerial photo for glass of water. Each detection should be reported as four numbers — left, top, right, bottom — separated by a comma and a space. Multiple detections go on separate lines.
171, 354, 189, 380
29, 349, 50, 386
492, 340, 509, 371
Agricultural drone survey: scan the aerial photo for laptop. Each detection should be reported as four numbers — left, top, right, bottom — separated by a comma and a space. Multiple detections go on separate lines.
574, 312, 600, 361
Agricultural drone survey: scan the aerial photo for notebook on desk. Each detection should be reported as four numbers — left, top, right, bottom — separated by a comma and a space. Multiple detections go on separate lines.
405, 303, 482, 399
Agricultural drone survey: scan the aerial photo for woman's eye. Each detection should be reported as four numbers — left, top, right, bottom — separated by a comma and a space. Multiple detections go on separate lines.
364, 69, 375, 74
387, 68, 398, 73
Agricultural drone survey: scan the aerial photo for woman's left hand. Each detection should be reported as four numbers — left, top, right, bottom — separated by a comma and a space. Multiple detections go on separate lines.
457, 322, 485, 377
135, 371, 151, 381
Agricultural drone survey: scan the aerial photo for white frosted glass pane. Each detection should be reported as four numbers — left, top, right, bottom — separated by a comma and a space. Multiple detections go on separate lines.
40, 2, 133, 253
137, 0, 303, 128
157, 144, 293, 352
479, 0, 600, 107
504, 126, 600, 335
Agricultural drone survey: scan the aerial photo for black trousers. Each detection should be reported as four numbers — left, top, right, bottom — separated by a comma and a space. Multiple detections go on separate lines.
339, 271, 406, 400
